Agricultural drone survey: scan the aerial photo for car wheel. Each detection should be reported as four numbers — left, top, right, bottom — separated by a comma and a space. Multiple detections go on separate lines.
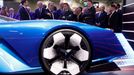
40, 29, 91, 75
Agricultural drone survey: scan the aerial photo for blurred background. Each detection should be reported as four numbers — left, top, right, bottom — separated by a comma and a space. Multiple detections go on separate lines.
1, 0, 123, 12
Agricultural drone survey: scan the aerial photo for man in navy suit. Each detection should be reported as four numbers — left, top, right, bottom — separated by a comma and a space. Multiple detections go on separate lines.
74, 7, 84, 22
82, 0, 96, 25
8, 8, 16, 19
108, 4, 119, 32
18, 0, 31, 20
34, 1, 47, 19
45, 2, 57, 19
27, 6, 35, 20
116, 3, 122, 32
55, 3, 64, 19
95, 6, 108, 28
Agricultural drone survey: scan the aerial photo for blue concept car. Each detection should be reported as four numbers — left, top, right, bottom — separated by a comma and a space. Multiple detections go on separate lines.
0, 16, 125, 75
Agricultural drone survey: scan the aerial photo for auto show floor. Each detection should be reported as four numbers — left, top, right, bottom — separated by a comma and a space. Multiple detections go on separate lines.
82, 33, 134, 75
82, 56, 134, 75
83, 70, 134, 75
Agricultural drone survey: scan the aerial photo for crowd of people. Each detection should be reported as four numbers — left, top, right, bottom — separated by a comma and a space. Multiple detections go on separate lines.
0, 0, 122, 32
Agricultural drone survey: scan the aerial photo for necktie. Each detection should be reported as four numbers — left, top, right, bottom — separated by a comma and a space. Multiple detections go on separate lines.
11, 13, 14, 18
39, 8, 42, 15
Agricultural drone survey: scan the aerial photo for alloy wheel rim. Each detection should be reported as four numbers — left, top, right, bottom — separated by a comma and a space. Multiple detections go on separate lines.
41, 29, 91, 75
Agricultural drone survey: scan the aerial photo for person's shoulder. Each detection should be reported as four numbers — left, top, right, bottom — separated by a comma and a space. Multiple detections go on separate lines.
19, 6, 23, 9
80, 13, 85, 18
45, 9, 49, 12
90, 6, 95, 10
19, 6, 24, 11
112, 11, 119, 17
69, 10, 73, 13
118, 9, 123, 14
35, 8, 39, 11
103, 11, 107, 14
57, 9, 61, 12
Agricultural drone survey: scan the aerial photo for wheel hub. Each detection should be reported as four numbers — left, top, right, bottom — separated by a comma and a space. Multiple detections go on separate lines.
58, 70, 71, 75
54, 43, 80, 60
41, 29, 91, 75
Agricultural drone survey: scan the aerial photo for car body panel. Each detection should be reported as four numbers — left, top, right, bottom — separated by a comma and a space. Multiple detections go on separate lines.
0, 20, 125, 72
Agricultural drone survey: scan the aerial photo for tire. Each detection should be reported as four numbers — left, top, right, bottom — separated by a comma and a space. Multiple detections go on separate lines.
40, 29, 91, 75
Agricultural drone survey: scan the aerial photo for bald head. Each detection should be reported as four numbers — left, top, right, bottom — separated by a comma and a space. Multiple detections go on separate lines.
9, 8, 14, 12
37, 1, 43, 8
100, 5, 105, 11
27, 6, 31, 12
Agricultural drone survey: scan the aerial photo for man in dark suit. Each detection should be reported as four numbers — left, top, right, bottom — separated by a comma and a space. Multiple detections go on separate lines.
45, 2, 55, 19
95, 6, 108, 28
27, 6, 35, 20
59, 3, 74, 21
55, 3, 64, 19
34, 1, 47, 19
82, 0, 96, 25
108, 4, 119, 32
74, 7, 84, 22
18, 0, 31, 20
9, 8, 16, 19
116, 3, 122, 32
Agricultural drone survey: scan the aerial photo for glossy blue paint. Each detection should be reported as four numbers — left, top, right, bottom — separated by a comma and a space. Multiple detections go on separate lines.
0, 43, 31, 72
0, 20, 125, 70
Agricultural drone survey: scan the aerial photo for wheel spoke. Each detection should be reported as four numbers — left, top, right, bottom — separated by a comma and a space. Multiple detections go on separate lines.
43, 47, 56, 59
50, 60, 80, 75
71, 55, 82, 66
53, 32, 65, 45
50, 60, 64, 75
65, 35, 71, 49
64, 59, 67, 68
48, 55, 60, 64
66, 46, 79, 58
74, 49, 89, 61
67, 61, 80, 75
70, 33, 82, 46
